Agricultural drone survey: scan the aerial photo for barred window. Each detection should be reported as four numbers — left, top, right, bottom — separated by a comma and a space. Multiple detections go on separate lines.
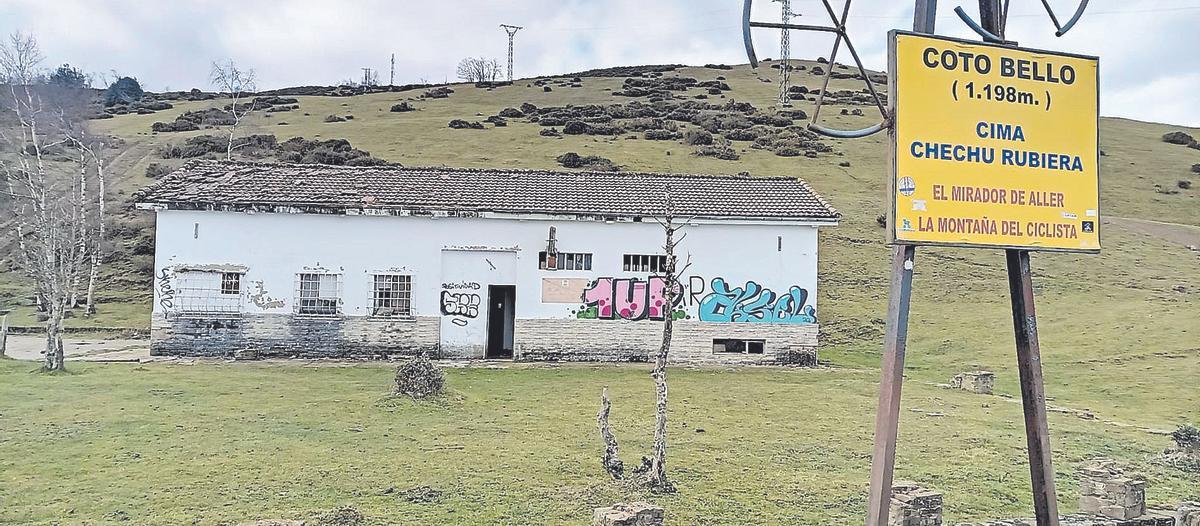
539, 251, 592, 271
220, 272, 241, 295
296, 273, 342, 316
623, 254, 668, 273
175, 270, 243, 314
371, 274, 412, 316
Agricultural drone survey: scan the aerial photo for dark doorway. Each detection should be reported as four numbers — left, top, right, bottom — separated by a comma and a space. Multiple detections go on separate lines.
486, 285, 516, 359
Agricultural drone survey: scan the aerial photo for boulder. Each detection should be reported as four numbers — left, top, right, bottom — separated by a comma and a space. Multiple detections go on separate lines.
592, 502, 664, 526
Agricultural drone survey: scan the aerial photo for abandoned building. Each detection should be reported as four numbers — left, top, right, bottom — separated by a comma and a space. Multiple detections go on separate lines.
135, 160, 840, 364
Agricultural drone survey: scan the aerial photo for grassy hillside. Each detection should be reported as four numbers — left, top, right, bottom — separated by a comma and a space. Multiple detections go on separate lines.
0, 60, 1196, 522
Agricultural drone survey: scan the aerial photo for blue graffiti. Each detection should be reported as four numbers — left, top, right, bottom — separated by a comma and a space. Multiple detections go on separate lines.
697, 278, 815, 324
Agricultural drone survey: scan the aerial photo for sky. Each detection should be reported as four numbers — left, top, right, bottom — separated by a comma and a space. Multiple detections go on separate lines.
2, 0, 1198, 126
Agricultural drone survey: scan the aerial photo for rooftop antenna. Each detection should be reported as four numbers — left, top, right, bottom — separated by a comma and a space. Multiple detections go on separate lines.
500, 24, 523, 82
773, 0, 800, 107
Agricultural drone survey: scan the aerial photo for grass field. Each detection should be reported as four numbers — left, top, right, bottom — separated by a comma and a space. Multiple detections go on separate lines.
0, 61, 1197, 524
0, 359, 1196, 526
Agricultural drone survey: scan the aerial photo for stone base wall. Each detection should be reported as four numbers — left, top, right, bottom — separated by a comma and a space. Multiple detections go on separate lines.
151, 314, 819, 365
150, 314, 440, 359
513, 318, 818, 365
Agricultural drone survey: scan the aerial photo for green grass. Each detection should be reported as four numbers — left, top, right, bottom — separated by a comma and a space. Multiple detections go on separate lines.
0, 62, 1195, 524
0, 360, 1196, 526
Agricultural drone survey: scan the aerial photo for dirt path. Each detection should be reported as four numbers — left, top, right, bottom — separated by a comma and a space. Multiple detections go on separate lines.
4, 335, 148, 362
1107, 216, 1200, 249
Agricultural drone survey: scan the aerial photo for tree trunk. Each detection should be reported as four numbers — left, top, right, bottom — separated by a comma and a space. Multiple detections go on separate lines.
84, 252, 99, 315
1, 314, 8, 357
598, 387, 624, 479
646, 201, 678, 491
43, 307, 66, 371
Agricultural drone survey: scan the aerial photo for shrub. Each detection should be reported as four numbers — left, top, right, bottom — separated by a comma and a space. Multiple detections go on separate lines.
643, 129, 678, 140
151, 120, 199, 133
876, 215, 887, 228
1162, 131, 1195, 145
694, 145, 739, 160
539, 128, 561, 137
448, 119, 484, 129
498, 107, 525, 118
724, 128, 760, 141
324, 114, 347, 123
562, 121, 588, 135
520, 102, 538, 114
1192, 164, 1200, 174
145, 163, 172, 179
390, 102, 415, 112
556, 152, 617, 171
104, 77, 144, 106
394, 355, 445, 399
1181, 180, 1194, 190
684, 129, 713, 145
1174, 424, 1200, 452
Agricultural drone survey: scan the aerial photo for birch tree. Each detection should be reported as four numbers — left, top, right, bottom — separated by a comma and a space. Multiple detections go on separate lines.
0, 32, 103, 371
209, 59, 257, 159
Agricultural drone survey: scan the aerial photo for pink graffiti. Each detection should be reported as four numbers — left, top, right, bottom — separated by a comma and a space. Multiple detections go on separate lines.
581, 277, 680, 321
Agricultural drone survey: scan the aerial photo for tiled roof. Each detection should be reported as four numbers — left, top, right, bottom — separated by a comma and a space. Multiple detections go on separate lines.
135, 161, 840, 221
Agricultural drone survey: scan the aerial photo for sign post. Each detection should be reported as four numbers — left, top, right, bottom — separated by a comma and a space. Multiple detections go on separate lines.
866, 1, 1099, 525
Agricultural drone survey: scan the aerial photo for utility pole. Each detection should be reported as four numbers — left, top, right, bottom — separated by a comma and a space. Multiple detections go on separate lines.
775, 0, 794, 106
390, 53, 395, 86
500, 24, 522, 82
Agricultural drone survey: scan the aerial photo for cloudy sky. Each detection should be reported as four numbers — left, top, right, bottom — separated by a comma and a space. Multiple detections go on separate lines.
2, 0, 1197, 126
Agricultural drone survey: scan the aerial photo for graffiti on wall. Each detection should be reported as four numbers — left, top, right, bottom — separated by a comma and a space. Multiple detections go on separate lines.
573, 276, 816, 324
697, 278, 815, 324
576, 277, 685, 321
441, 285, 481, 327
157, 268, 176, 312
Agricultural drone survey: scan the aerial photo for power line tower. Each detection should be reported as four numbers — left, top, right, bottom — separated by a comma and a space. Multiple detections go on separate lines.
389, 53, 395, 86
500, 24, 523, 82
774, 0, 798, 107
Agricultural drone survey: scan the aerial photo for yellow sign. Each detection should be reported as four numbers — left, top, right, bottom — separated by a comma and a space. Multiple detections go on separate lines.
888, 31, 1100, 252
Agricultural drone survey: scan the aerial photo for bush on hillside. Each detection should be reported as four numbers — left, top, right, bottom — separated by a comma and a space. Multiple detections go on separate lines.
1162, 131, 1195, 145
556, 152, 617, 171
104, 77, 144, 106
390, 102, 415, 112
684, 129, 713, 146
694, 145, 739, 160
145, 163, 172, 179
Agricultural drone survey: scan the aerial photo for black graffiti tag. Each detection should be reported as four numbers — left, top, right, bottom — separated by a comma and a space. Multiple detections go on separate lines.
157, 268, 176, 311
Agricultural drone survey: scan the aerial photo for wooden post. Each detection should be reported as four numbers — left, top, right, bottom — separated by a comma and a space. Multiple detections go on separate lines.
865, 245, 916, 526
864, 3, 934, 525
1006, 250, 1060, 525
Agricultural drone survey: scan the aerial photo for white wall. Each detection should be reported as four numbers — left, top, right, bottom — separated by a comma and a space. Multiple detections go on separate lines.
151, 210, 827, 327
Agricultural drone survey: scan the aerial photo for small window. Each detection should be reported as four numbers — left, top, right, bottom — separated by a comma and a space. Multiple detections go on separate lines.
623, 254, 667, 273
220, 273, 241, 295
539, 251, 592, 271
173, 270, 243, 315
296, 273, 342, 316
713, 338, 766, 355
371, 274, 412, 316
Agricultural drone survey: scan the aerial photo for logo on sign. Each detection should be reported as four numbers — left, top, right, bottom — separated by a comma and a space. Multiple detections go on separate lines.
898, 176, 916, 196
1081, 221, 1094, 233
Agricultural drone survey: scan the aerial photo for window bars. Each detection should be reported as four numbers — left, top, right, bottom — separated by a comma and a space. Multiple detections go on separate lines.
371, 274, 412, 317
623, 254, 668, 273
296, 272, 342, 316
539, 251, 593, 271
174, 270, 244, 315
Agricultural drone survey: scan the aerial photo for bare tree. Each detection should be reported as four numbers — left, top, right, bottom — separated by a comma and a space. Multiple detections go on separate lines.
645, 187, 691, 491
0, 32, 104, 371
455, 57, 501, 84
0, 31, 44, 84
209, 59, 257, 160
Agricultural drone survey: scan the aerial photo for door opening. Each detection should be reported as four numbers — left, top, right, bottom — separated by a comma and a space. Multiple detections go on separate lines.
486, 285, 516, 359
